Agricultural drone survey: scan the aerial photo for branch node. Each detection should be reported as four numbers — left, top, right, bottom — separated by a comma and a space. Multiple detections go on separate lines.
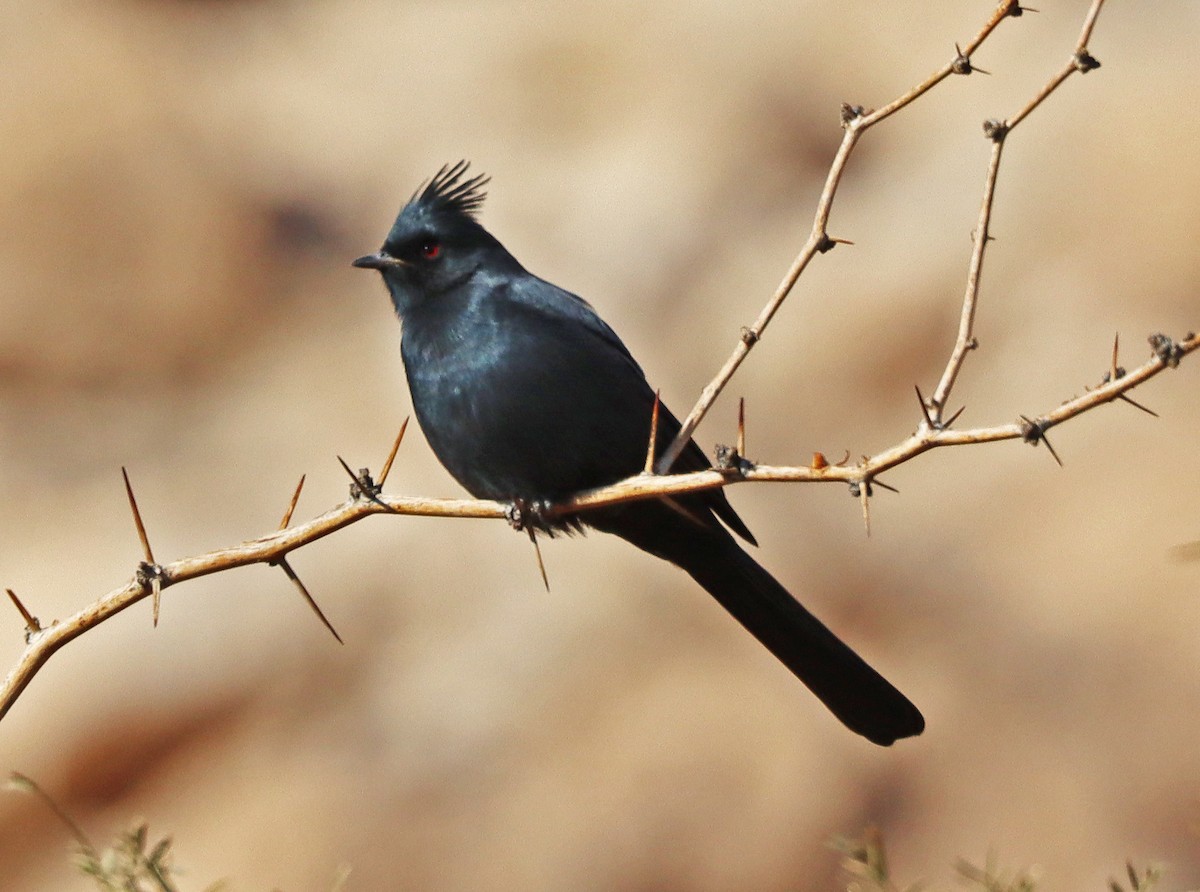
739, 327, 760, 347
714, 443, 755, 476
336, 455, 400, 514
982, 118, 1009, 142
952, 44, 989, 76
351, 468, 378, 500
1018, 415, 1063, 467
1148, 333, 1184, 368
1073, 50, 1101, 73
815, 233, 839, 254
840, 103, 866, 127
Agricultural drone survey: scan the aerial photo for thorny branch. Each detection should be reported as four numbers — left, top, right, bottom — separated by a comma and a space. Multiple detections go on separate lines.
929, 0, 1108, 421
2, 0, 1194, 724
657, 0, 1029, 473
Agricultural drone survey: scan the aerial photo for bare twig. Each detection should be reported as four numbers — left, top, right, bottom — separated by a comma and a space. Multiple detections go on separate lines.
0, 489, 505, 722
657, 0, 1026, 472
2, 331, 1192, 723
929, 0, 1107, 420
557, 333, 1199, 515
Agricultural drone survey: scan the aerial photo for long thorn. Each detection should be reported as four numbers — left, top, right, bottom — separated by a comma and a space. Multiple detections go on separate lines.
378, 417, 410, 487
914, 384, 934, 428
278, 557, 343, 644
151, 575, 161, 628
944, 404, 967, 428
644, 391, 661, 474
872, 477, 900, 494
279, 474, 306, 530
1111, 332, 1120, 381
1042, 433, 1063, 467
1117, 394, 1159, 417
737, 397, 746, 458
5, 589, 40, 634
527, 528, 550, 592
121, 467, 155, 564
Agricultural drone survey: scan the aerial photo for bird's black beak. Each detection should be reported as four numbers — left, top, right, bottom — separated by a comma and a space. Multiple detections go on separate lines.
352, 252, 407, 271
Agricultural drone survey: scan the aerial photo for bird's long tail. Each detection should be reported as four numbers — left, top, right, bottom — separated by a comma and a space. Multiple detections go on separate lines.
590, 504, 924, 746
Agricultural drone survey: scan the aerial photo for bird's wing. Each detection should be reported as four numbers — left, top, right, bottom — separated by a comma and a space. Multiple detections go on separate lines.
510, 275, 757, 545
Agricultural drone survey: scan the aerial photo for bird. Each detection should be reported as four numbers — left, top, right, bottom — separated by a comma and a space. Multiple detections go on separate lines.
353, 161, 924, 746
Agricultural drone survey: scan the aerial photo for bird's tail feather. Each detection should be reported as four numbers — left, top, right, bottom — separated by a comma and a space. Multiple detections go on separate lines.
592, 505, 925, 746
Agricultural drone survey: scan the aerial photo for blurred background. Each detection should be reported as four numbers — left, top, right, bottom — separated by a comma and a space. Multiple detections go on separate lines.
2, 1, 1198, 888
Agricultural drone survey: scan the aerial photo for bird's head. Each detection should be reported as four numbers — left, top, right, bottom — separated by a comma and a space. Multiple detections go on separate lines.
353, 161, 516, 315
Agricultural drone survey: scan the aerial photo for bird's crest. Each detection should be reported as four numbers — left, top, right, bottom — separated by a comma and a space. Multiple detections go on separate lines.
408, 161, 490, 219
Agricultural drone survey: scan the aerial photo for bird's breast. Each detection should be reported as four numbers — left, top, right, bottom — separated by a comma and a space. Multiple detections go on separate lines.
400, 306, 654, 503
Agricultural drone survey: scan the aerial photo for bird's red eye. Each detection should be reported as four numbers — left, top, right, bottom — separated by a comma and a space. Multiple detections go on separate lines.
421, 239, 441, 260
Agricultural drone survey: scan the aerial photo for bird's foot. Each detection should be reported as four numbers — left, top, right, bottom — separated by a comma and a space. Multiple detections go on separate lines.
506, 497, 556, 533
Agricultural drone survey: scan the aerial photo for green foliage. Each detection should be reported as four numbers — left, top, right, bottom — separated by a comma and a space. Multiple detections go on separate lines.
74, 821, 206, 892
9, 772, 219, 892
834, 828, 1171, 892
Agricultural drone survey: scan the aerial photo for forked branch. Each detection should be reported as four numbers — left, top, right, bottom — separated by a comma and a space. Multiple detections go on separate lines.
3, 0, 1193, 727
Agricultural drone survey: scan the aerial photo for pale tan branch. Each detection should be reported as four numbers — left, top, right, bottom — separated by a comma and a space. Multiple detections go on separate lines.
929, 136, 1004, 416
1, 330, 1194, 723
0, 494, 503, 722
930, 0, 1105, 421
657, 0, 1025, 473
564, 333, 1198, 513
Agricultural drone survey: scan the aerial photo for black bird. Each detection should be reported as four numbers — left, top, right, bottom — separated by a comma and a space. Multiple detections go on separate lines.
353, 162, 923, 746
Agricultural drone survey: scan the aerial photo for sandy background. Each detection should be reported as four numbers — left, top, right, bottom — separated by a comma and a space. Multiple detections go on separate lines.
1, 1, 1198, 889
